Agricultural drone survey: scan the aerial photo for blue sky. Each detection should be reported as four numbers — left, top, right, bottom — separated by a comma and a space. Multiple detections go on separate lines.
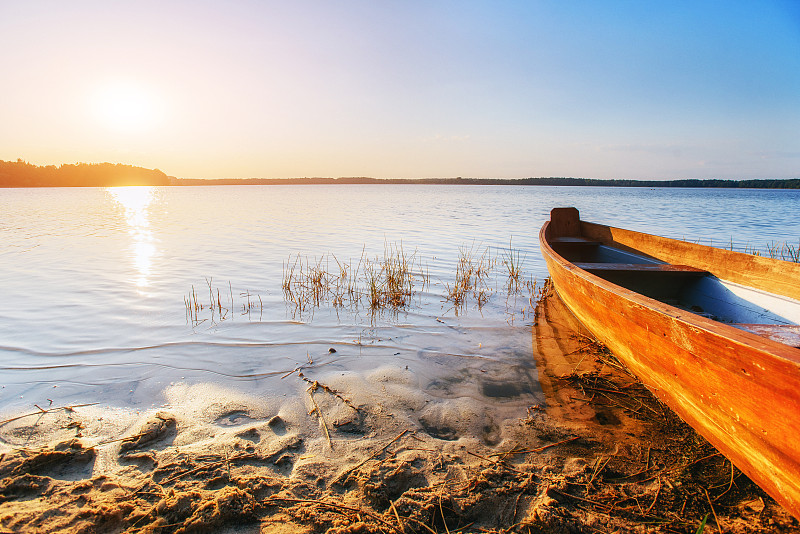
1, 1, 798, 179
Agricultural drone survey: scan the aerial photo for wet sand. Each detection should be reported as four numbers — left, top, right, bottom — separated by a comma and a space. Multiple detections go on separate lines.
1, 285, 798, 533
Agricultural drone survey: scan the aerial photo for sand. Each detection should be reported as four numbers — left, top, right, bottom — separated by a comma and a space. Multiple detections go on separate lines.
1, 284, 798, 533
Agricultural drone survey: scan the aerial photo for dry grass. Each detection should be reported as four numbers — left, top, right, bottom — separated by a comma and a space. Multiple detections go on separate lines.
282, 243, 428, 319
764, 241, 800, 263
721, 239, 800, 263
443, 243, 494, 314
188, 241, 535, 324
184, 278, 262, 326
501, 239, 525, 292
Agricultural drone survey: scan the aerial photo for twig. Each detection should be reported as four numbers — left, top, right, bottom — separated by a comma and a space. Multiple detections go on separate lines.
439, 487, 451, 534
587, 456, 611, 487
137, 451, 258, 492
511, 491, 523, 524
549, 488, 613, 511
281, 366, 301, 379
146, 458, 227, 489
307, 388, 333, 450
466, 450, 522, 473
640, 452, 723, 484
704, 487, 725, 532
686, 452, 723, 469
493, 436, 579, 456
646, 477, 661, 514
341, 429, 411, 479
715, 461, 736, 500
390, 499, 405, 533
0, 403, 100, 426
608, 464, 655, 482
301, 375, 359, 411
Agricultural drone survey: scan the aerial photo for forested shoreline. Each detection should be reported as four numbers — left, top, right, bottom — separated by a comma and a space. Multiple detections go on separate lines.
2, 160, 798, 188
0, 160, 170, 187
173, 176, 800, 188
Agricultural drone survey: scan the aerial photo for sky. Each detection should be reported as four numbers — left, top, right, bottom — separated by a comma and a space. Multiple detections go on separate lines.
1, 1, 799, 180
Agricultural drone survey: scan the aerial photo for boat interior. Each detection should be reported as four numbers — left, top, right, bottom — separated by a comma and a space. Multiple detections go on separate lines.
549, 236, 800, 349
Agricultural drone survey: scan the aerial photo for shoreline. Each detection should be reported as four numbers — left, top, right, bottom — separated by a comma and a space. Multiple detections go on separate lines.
1, 288, 797, 532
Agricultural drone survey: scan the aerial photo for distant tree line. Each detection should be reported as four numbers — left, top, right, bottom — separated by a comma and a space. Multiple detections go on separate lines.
511, 177, 800, 189
2, 159, 797, 188
0, 159, 170, 187
172, 176, 800, 188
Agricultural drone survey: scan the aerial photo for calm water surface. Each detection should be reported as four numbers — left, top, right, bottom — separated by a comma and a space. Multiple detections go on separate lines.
1, 185, 798, 415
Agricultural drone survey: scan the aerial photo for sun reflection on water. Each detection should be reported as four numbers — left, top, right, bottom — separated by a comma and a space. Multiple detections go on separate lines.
107, 186, 157, 289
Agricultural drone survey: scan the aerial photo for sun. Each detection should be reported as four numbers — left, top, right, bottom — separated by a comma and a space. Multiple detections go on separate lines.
93, 81, 161, 133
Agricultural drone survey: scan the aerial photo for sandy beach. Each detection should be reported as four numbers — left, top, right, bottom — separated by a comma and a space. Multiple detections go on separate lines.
1, 286, 798, 533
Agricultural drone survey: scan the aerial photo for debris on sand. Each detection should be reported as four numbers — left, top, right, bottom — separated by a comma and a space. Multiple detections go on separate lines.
119, 412, 177, 454
1, 289, 798, 532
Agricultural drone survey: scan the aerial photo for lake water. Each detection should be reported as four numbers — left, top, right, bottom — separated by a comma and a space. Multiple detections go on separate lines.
1, 185, 798, 419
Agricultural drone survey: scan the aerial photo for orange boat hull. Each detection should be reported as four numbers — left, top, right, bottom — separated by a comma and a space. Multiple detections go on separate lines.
540, 207, 800, 519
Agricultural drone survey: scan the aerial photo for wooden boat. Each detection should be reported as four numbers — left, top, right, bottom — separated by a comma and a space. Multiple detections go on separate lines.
540, 207, 800, 519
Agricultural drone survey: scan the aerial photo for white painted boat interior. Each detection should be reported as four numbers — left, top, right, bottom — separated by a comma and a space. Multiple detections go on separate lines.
680, 277, 800, 326
551, 238, 800, 347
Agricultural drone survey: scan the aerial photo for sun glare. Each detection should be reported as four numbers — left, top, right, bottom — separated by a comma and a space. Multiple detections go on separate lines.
108, 186, 157, 289
93, 82, 161, 133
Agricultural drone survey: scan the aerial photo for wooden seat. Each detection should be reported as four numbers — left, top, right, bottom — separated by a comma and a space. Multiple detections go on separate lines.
549, 237, 600, 245
573, 262, 709, 301
574, 262, 707, 274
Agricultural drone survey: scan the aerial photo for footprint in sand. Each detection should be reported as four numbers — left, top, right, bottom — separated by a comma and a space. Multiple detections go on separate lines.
213, 410, 256, 427
0, 439, 95, 483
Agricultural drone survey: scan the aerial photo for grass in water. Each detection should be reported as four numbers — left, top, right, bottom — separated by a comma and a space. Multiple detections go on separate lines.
185, 277, 261, 326
725, 239, 800, 263
443, 243, 494, 315
282, 242, 428, 318
191, 240, 536, 324
501, 238, 525, 292
765, 240, 800, 262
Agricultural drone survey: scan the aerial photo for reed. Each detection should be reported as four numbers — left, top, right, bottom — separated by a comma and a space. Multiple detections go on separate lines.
727, 239, 800, 263
765, 241, 781, 259
767, 240, 800, 263
189, 240, 544, 323
280, 242, 428, 318
240, 289, 263, 319
185, 279, 262, 326
501, 239, 525, 292
444, 243, 494, 314
381, 242, 418, 309
784, 242, 800, 263
363, 256, 384, 311
184, 284, 206, 326
205, 277, 229, 322
503, 274, 542, 324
